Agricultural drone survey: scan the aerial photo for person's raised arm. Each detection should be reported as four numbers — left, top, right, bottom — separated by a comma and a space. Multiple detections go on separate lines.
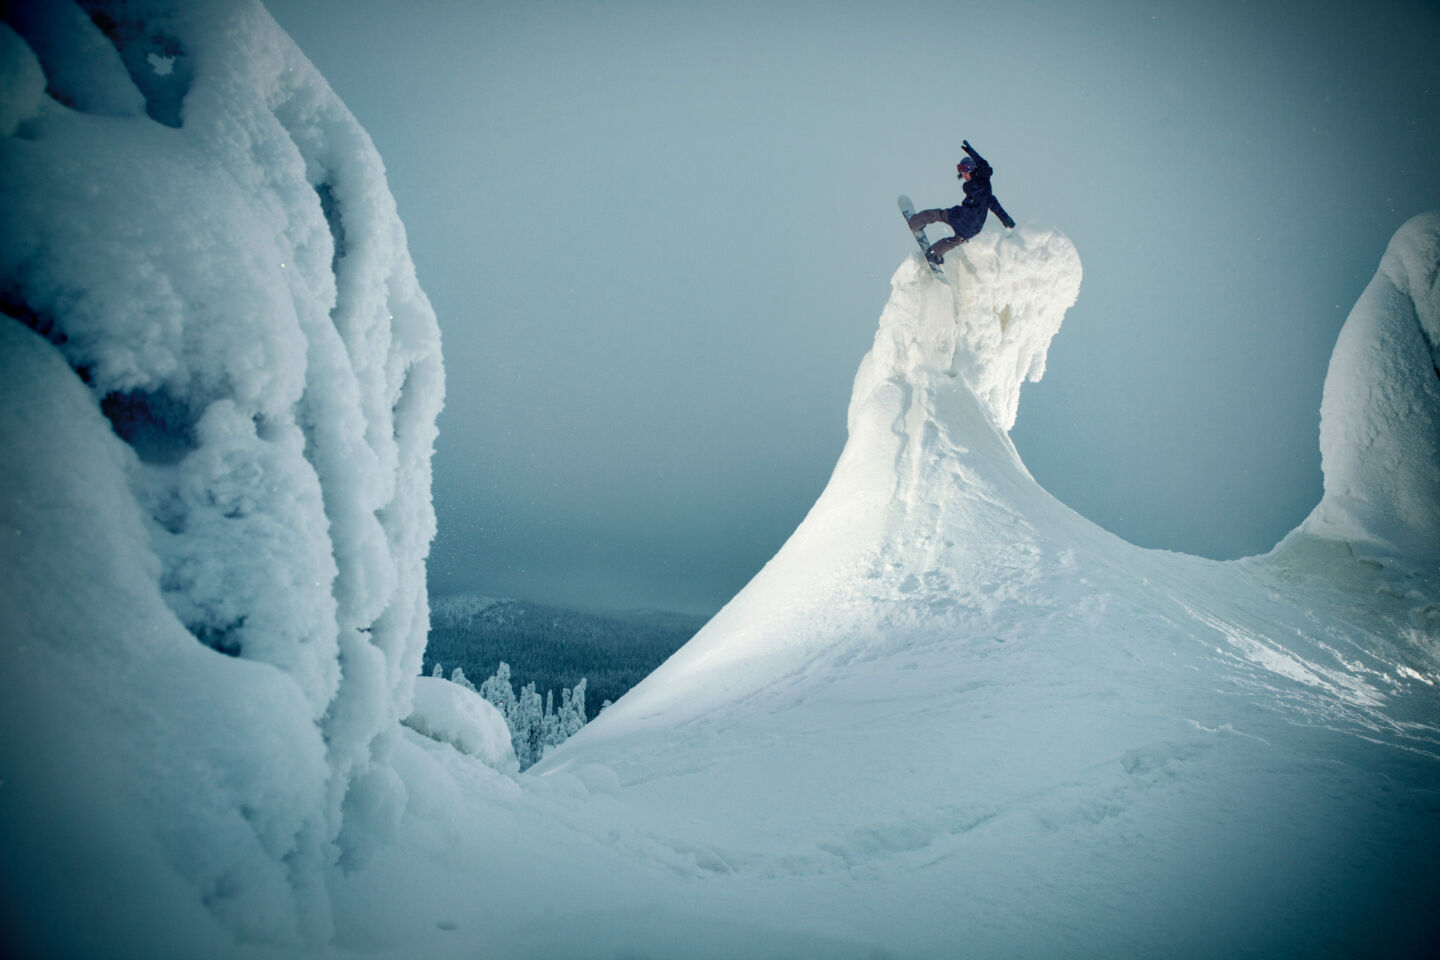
961, 140, 993, 177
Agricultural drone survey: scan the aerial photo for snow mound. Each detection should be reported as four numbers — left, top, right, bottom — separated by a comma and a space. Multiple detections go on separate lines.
576, 226, 1085, 727
1289, 210, 1440, 564
404, 676, 519, 775
1, 0, 442, 952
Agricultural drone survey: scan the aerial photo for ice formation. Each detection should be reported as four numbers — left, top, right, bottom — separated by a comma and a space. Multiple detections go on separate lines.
0, 0, 441, 952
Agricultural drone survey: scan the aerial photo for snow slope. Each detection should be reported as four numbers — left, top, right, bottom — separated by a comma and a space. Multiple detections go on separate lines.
1, 1, 441, 954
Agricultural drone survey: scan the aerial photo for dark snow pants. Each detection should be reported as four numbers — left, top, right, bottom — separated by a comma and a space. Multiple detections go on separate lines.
908, 206, 970, 258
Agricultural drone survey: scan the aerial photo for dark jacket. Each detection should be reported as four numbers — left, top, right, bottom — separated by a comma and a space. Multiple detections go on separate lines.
946, 143, 1014, 239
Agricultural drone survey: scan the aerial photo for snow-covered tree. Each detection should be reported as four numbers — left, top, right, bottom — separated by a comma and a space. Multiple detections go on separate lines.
469, 661, 589, 769
541, 689, 559, 752
515, 681, 544, 769
560, 679, 587, 738
479, 661, 516, 716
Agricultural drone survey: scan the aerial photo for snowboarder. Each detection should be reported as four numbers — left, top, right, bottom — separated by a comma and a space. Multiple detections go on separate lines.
905, 140, 1015, 264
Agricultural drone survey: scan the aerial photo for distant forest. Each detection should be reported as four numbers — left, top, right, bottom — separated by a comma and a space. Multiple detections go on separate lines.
423, 595, 710, 720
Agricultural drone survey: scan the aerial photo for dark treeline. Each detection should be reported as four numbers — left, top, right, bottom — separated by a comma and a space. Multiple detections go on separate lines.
423, 595, 709, 720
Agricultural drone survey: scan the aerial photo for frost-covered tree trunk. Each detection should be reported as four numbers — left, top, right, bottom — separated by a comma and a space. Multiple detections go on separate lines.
0, 0, 442, 951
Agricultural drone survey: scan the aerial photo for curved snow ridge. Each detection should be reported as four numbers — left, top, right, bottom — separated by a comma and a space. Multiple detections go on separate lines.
567, 229, 1086, 735
853, 223, 1082, 435
1292, 210, 1440, 563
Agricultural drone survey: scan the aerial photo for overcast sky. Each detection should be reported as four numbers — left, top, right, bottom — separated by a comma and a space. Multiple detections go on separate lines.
267, 0, 1440, 615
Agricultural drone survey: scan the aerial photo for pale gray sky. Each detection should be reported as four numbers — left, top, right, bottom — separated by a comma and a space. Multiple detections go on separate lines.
268, 0, 1440, 614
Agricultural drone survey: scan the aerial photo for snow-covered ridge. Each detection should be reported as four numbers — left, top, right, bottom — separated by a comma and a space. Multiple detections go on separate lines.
429, 591, 508, 626
575, 215, 1439, 752
1, 0, 442, 949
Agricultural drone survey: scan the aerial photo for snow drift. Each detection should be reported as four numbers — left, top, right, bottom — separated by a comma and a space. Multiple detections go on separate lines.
0, 0, 442, 953
404, 676, 519, 776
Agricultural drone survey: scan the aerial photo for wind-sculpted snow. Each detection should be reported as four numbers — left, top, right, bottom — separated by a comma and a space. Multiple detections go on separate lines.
0, 0, 441, 952
853, 225, 1082, 434
565, 228, 1086, 729
527, 225, 1440, 958
1287, 210, 1440, 565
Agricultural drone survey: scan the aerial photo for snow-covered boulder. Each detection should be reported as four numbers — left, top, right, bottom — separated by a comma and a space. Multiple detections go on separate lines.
1288, 210, 1440, 564
0, 0, 442, 953
404, 676, 520, 775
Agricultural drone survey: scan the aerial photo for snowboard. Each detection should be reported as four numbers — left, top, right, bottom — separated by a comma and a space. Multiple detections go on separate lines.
898, 195, 946, 280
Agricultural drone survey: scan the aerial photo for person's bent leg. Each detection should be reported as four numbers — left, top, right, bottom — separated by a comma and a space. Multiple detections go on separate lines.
928, 234, 964, 260
907, 207, 950, 231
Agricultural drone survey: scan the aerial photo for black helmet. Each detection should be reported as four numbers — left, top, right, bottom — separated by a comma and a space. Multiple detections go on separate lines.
957, 157, 977, 174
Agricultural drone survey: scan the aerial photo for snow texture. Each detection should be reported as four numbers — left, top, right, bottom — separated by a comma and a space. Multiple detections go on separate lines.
1287, 210, 1440, 564
403, 676, 519, 776
0, 0, 442, 953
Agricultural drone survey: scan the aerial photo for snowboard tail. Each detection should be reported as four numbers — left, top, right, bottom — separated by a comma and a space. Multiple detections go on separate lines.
899, 195, 946, 280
